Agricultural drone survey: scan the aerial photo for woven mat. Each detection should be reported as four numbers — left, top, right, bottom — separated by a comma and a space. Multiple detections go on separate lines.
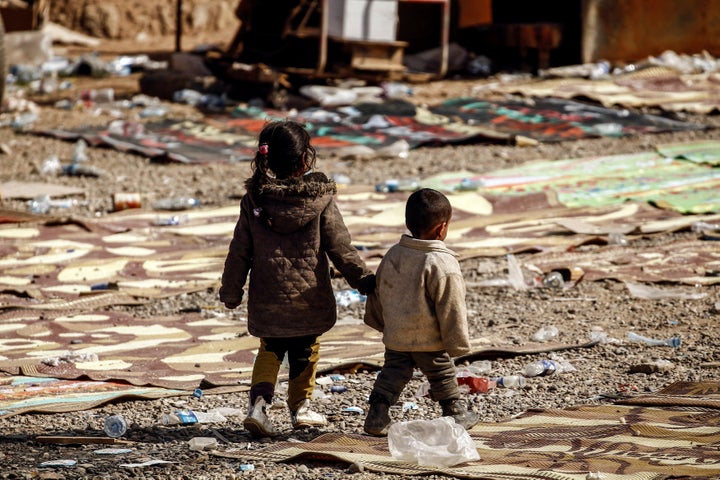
0, 376, 187, 419
30, 96, 702, 165
0, 303, 597, 390
490, 70, 720, 114
212, 381, 720, 479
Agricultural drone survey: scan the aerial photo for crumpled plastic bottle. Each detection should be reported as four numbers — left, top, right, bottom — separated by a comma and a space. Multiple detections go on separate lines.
531, 325, 559, 342
151, 196, 200, 211
523, 359, 557, 377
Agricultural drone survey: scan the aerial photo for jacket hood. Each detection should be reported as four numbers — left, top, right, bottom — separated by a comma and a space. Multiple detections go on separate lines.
244, 172, 337, 234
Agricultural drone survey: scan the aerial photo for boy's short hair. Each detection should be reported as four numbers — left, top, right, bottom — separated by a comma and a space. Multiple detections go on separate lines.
405, 188, 452, 237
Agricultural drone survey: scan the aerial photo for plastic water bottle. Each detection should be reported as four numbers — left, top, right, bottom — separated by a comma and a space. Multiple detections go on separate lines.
495, 375, 527, 388
542, 271, 565, 289
151, 196, 200, 211
72, 139, 88, 163
375, 178, 420, 193
531, 325, 559, 342
626, 332, 681, 348
104, 414, 128, 438
523, 359, 557, 377
161, 409, 226, 425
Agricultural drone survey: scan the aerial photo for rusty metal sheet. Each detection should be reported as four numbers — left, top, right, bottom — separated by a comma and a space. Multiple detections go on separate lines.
582, 0, 720, 63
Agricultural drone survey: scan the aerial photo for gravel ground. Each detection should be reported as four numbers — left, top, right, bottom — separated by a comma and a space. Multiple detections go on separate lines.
1, 61, 719, 479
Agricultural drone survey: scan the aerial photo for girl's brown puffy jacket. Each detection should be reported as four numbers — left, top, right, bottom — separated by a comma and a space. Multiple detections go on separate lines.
219, 172, 374, 338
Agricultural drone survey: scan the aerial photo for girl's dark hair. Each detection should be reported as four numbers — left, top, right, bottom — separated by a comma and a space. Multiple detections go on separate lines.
405, 188, 452, 237
251, 120, 317, 183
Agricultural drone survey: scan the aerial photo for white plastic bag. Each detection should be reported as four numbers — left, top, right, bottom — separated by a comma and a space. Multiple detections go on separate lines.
388, 417, 480, 467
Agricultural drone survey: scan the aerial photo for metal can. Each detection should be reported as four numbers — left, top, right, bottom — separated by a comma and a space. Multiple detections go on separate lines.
104, 414, 128, 438
112, 193, 142, 211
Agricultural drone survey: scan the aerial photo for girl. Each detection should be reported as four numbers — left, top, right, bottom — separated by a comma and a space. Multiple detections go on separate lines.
220, 120, 375, 437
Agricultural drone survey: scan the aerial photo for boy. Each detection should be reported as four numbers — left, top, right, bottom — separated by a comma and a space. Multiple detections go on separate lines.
363, 188, 479, 436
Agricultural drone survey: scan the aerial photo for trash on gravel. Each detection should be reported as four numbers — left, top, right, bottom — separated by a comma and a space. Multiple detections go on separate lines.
40, 459, 77, 467
93, 448, 134, 455
188, 436, 218, 451
627, 331, 681, 347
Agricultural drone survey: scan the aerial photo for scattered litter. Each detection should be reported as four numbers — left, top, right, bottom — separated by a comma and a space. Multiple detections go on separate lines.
188, 436, 218, 451
71, 139, 89, 163
375, 177, 419, 193
464, 360, 492, 376
542, 271, 565, 289
41, 155, 62, 175
607, 232, 629, 246
192, 388, 203, 399
238, 463, 255, 472
151, 196, 200, 211
103, 414, 127, 438
457, 373, 496, 393
625, 282, 707, 300
36, 435, 132, 445
388, 417, 480, 468
531, 325, 559, 342
402, 402, 418, 411
629, 359, 675, 374
627, 332, 681, 348
120, 459, 173, 468
588, 327, 621, 344
42, 351, 99, 366
506, 254, 529, 290
161, 409, 228, 425
343, 406, 364, 415
414, 381, 430, 398
334, 289, 365, 307
40, 459, 76, 468
94, 448, 133, 455
495, 376, 526, 389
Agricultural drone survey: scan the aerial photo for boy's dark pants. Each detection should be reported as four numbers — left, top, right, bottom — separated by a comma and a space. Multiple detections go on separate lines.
370, 348, 460, 404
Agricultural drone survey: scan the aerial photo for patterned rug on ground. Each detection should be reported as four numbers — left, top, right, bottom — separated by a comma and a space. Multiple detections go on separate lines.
421, 141, 720, 214
0, 376, 186, 418
0, 302, 596, 390
211, 381, 720, 480
490, 67, 720, 114
30, 96, 703, 164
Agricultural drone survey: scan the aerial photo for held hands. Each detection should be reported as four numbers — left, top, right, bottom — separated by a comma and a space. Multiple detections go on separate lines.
224, 302, 240, 310
357, 274, 377, 295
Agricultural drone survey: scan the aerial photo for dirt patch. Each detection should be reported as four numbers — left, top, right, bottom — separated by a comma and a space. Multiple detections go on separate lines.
49, 0, 239, 40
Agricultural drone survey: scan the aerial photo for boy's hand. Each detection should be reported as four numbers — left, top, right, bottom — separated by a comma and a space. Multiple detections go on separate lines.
224, 302, 240, 309
357, 274, 377, 295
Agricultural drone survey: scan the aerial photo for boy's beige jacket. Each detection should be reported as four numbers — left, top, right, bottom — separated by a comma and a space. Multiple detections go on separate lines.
364, 235, 471, 357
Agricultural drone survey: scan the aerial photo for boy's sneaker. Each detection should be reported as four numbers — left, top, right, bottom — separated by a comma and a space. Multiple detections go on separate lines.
243, 397, 279, 437
290, 399, 327, 429
440, 398, 480, 430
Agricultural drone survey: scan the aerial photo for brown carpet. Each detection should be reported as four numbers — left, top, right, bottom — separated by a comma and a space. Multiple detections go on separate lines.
0, 304, 597, 390
212, 381, 720, 479
0, 376, 186, 419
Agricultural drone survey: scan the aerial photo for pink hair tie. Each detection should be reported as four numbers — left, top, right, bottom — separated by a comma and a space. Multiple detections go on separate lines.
258, 144, 269, 155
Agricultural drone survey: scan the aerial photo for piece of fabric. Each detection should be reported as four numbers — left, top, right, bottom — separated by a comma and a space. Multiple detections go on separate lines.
211, 381, 720, 479
219, 172, 373, 338
366, 235, 470, 357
